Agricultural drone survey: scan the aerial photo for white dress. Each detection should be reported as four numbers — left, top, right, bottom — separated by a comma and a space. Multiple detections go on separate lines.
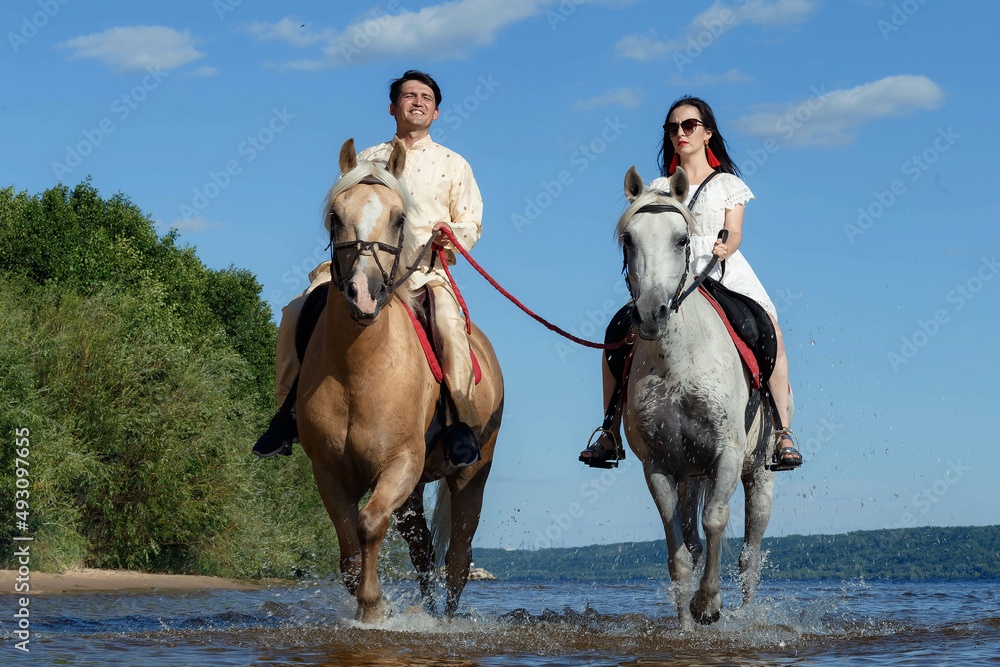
648, 173, 777, 319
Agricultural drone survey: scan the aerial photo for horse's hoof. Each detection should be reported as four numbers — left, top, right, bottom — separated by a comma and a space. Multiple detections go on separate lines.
694, 609, 721, 625
690, 600, 722, 625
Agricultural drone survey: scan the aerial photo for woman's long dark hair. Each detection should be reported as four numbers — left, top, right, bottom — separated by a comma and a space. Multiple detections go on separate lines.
657, 96, 741, 179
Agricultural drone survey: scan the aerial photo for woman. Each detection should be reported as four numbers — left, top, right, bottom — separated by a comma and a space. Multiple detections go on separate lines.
579, 96, 803, 470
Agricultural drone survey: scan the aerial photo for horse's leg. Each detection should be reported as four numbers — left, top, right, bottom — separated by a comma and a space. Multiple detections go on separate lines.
356, 461, 421, 623
391, 482, 437, 613
645, 465, 696, 631
678, 479, 704, 571
739, 463, 774, 605
443, 465, 490, 616
311, 465, 362, 595
691, 447, 742, 625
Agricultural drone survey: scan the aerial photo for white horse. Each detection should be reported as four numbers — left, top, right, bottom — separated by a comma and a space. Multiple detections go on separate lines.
618, 165, 784, 630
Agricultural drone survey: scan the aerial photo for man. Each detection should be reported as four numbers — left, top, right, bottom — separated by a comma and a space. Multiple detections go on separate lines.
254, 70, 485, 466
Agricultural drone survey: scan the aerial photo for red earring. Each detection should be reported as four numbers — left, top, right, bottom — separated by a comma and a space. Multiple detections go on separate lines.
668, 153, 679, 174
706, 145, 721, 168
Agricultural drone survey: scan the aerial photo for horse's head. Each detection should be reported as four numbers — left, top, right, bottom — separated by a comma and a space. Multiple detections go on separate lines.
324, 139, 418, 324
618, 165, 695, 340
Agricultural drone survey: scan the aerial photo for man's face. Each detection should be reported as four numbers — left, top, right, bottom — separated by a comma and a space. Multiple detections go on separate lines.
390, 80, 439, 132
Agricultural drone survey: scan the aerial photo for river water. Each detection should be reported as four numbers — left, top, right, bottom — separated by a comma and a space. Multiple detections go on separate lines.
4, 577, 998, 665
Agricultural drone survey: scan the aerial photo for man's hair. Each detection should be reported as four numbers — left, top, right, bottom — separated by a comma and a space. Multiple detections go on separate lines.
389, 70, 442, 108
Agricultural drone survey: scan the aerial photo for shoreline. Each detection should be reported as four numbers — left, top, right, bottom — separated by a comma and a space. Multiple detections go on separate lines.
0, 568, 289, 594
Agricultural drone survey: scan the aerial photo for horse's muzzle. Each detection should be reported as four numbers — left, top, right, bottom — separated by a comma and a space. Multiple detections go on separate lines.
343, 271, 389, 324
632, 295, 672, 340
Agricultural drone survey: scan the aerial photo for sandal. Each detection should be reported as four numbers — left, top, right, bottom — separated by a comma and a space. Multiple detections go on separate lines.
579, 428, 625, 469
769, 427, 803, 471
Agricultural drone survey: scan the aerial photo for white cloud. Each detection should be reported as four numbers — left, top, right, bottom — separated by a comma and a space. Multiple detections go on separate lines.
240, 16, 333, 48
575, 86, 645, 111
58, 26, 204, 72
615, 0, 818, 62
614, 29, 673, 62
669, 68, 753, 87
733, 75, 945, 147
240, 0, 633, 69
192, 66, 218, 77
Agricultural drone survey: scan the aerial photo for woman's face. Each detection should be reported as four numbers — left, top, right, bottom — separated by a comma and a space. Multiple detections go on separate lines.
667, 105, 713, 158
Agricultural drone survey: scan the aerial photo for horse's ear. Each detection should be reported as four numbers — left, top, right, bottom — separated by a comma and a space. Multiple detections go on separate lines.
386, 141, 406, 178
669, 166, 690, 202
624, 165, 644, 202
339, 138, 357, 174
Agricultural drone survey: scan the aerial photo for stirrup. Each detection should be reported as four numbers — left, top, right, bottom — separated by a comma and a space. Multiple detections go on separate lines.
579, 428, 625, 469
767, 427, 802, 472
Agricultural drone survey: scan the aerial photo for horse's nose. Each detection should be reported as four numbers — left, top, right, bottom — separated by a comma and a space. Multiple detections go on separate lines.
638, 302, 669, 324
346, 281, 358, 300
633, 296, 671, 339
369, 276, 388, 303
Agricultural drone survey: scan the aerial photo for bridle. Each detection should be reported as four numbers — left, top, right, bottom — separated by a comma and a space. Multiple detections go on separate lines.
621, 169, 721, 313
622, 202, 692, 312
328, 175, 409, 296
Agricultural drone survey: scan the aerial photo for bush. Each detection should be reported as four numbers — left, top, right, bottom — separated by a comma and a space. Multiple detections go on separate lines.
0, 182, 410, 579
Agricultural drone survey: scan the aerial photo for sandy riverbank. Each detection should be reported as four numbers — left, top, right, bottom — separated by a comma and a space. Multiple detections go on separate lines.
0, 568, 287, 594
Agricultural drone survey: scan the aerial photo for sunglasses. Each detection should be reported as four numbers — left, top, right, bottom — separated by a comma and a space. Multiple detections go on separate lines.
664, 118, 706, 137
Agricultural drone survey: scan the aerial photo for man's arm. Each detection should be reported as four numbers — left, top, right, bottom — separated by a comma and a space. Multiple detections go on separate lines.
445, 159, 483, 252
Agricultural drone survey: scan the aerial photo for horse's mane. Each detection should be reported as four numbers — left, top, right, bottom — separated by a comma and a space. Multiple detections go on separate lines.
322, 160, 421, 307
614, 188, 695, 244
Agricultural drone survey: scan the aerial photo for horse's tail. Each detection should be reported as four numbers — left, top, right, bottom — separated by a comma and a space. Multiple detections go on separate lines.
429, 479, 451, 570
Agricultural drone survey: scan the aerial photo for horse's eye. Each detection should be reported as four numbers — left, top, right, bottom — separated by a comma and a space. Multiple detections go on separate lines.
622, 232, 633, 247
393, 214, 406, 229
676, 235, 689, 248
330, 212, 342, 230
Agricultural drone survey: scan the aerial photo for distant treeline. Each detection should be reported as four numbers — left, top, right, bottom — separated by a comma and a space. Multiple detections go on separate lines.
472, 525, 1000, 581
0, 181, 406, 579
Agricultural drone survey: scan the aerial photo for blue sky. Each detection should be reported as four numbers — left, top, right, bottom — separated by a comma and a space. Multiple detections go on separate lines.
3, 0, 998, 550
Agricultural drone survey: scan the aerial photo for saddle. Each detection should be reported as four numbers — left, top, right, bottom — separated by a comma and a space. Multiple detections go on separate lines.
294, 283, 471, 459
604, 278, 777, 435
699, 277, 777, 385
699, 277, 776, 434
401, 288, 482, 386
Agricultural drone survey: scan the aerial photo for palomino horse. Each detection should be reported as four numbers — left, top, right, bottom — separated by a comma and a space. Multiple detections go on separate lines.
617, 165, 785, 630
297, 139, 504, 622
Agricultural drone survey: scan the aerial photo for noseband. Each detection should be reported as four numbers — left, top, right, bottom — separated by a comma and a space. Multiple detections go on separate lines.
329, 176, 406, 294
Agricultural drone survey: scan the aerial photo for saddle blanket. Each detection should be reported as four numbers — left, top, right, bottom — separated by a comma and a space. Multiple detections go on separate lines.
698, 285, 760, 389
401, 300, 482, 385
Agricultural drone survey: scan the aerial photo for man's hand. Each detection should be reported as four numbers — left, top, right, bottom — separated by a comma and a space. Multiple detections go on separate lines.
432, 222, 455, 249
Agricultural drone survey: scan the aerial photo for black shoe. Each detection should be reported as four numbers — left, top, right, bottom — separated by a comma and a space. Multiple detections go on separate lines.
445, 423, 481, 467
252, 412, 296, 458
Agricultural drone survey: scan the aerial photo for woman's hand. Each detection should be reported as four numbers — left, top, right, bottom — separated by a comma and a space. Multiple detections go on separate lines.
712, 237, 730, 260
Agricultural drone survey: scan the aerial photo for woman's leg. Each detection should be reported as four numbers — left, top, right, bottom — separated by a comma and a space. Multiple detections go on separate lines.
767, 313, 801, 466
580, 305, 632, 465
579, 353, 623, 463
